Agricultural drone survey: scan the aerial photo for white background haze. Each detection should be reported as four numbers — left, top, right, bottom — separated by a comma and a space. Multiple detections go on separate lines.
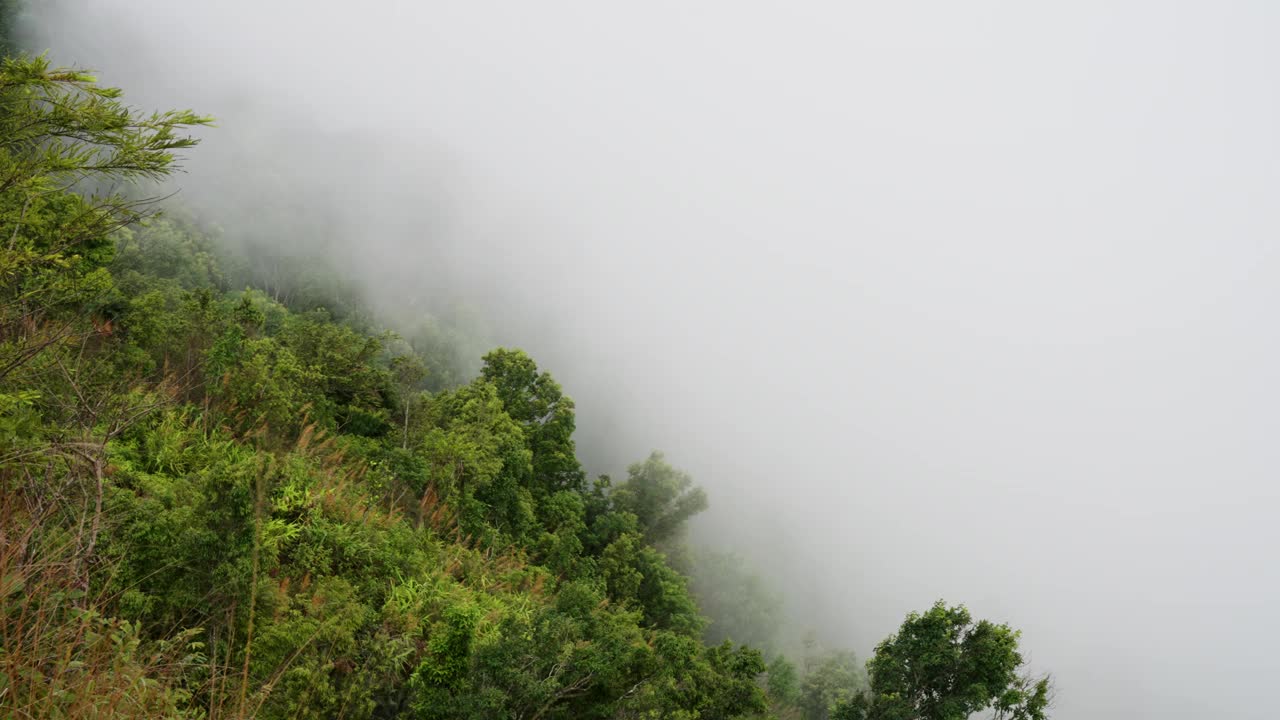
22, 2, 1280, 718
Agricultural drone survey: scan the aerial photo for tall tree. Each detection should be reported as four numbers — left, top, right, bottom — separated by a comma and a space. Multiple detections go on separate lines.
835, 601, 1051, 720
479, 348, 583, 495
391, 352, 428, 448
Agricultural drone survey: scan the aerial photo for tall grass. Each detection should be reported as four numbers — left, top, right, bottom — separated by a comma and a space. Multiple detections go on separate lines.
0, 472, 200, 719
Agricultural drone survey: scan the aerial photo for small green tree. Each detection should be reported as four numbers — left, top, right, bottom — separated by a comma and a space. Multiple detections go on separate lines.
836, 601, 1051, 720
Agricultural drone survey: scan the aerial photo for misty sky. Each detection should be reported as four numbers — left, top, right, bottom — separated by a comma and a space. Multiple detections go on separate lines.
23, 2, 1280, 718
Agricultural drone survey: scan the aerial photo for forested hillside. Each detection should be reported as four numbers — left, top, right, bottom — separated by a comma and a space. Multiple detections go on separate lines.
0, 47, 1050, 720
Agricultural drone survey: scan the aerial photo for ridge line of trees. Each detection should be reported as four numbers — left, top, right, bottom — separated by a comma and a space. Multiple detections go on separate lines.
0, 47, 1053, 720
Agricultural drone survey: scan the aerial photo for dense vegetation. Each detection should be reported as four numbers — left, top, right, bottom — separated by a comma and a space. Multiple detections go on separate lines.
0, 48, 1052, 720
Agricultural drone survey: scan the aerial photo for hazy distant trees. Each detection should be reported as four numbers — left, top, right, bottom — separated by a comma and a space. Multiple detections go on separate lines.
0, 0, 20, 55
835, 602, 1052, 720
688, 548, 785, 652
800, 649, 865, 720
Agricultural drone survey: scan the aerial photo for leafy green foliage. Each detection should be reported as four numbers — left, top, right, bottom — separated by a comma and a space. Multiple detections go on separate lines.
609, 451, 708, 547
0, 55, 213, 719
480, 348, 583, 497
0, 55, 207, 367
835, 602, 1051, 720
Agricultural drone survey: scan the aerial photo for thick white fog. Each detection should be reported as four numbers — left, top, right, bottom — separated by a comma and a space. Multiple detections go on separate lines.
23, 2, 1280, 718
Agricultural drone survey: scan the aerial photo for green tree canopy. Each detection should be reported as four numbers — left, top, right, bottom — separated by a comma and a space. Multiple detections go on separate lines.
609, 451, 708, 546
836, 601, 1051, 720
480, 348, 584, 496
